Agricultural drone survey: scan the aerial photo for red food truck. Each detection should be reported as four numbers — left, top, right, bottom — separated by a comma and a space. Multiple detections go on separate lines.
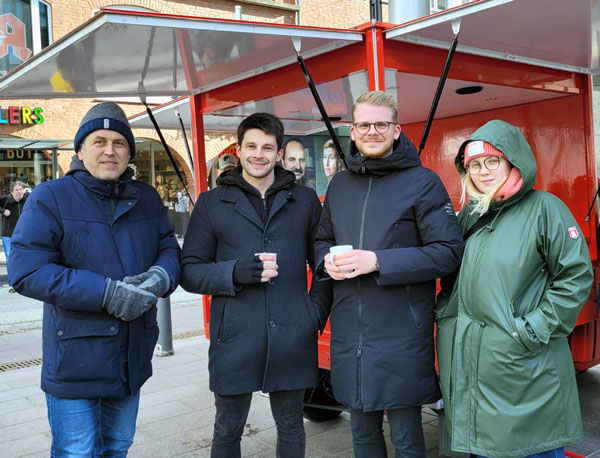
1, 0, 599, 427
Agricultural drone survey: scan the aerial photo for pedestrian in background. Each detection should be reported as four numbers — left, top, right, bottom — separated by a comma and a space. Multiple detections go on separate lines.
436, 119, 593, 457
180, 112, 330, 458
0, 180, 27, 292
314, 91, 464, 457
8, 102, 181, 456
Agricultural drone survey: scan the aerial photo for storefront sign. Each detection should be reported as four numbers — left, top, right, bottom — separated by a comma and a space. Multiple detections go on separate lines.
0, 106, 44, 125
0, 150, 45, 161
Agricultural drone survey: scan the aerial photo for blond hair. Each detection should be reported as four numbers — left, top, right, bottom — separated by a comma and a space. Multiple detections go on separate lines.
352, 91, 398, 123
461, 172, 508, 215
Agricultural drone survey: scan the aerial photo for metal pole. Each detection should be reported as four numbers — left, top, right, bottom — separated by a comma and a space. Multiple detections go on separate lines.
370, 0, 382, 21
155, 297, 174, 356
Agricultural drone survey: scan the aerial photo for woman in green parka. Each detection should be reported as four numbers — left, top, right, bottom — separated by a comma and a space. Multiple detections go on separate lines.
436, 120, 593, 458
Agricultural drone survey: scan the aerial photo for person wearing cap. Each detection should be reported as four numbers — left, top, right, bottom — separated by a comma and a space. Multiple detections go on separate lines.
180, 112, 330, 458
314, 91, 464, 457
216, 153, 238, 176
436, 120, 593, 457
8, 102, 181, 456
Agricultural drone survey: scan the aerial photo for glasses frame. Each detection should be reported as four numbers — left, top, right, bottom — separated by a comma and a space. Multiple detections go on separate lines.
466, 156, 503, 175
352, 121, 397, 135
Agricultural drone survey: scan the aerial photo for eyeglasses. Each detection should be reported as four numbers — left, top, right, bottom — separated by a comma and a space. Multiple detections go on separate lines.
466, 156, 502, 174
353, 121, 397, 134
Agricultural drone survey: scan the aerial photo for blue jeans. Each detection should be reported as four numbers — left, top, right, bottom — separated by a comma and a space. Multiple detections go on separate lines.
45, 392, 141, 457
477, 447, 565, 458
350, 406, 426, 458
2, 236, 10, 273
211, 389, 305, 458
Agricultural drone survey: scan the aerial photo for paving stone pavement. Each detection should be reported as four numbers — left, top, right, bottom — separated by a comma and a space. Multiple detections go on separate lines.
1, 282, 599, 457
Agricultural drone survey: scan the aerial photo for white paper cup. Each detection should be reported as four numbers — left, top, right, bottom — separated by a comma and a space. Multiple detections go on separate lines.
329, 245, 353, 273
255, 252, 277, 263
255, 253, 277, 273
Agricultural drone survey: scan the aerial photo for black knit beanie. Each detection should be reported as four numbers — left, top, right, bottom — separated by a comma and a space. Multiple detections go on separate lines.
74, 102, 136, 158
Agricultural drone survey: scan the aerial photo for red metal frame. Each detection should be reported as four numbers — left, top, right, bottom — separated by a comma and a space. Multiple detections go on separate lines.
190, 93, 208, 195
195, 20, 600, 373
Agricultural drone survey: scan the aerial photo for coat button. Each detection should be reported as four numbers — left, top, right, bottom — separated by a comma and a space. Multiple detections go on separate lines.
264, 237, 271, 244
110, 326, 116, 331
128, 202, 132, 206
269, 320, 276, 328
513, 332, 518, 337
57, 330, 63, 336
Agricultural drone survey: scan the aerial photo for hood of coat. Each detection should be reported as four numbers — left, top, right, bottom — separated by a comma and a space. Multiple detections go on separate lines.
347, 131, 421, 177
217, 164, 296, 196
455, 120, 537, 203
66, 154, 134, 197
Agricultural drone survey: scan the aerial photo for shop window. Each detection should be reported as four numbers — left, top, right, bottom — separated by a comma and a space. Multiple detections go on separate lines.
129, 140, 189, 209
0, 149, 54, 194
0, 0, 52, 77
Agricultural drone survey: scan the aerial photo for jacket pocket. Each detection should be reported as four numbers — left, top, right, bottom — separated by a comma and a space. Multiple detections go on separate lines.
54, 314, 120, 383
406, 285, 423, 332
216, 297, 232, 344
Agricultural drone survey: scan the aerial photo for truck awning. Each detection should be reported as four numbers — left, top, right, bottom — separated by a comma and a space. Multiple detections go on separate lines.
0, 9, 363, 99
385, 0, 600, 74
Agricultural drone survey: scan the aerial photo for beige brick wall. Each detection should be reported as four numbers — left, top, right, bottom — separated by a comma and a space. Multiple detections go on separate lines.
299, 0, 388, 28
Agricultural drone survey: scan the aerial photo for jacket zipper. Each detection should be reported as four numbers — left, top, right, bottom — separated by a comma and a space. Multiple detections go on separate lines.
355, 176, 372, 406
472, 321, 486, 441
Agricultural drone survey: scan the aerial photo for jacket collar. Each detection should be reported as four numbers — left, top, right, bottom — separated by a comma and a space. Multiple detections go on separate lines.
67, 154, 135, 198
347, 131, 421, 177
219, 165, 296, 229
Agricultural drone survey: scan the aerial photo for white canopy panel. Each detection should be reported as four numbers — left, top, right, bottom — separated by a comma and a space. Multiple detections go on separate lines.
386, 0, 600, 74
0, 10, 363, 99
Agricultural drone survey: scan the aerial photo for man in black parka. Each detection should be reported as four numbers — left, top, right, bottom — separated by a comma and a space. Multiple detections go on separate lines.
180, 113, 328, 458
314, 91, 464, 457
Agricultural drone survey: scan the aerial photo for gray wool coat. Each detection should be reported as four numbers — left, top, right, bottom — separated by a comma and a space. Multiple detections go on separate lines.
180, 175, 324, 395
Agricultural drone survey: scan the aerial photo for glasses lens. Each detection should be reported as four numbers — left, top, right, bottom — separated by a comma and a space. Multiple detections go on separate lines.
485, 157, 500, 170
355, 123, 369, 133
468, 162, 481, 174
375, 122, 391, 133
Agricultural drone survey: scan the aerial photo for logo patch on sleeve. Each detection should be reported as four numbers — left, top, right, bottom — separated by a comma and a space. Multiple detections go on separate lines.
568, 226, 579, 239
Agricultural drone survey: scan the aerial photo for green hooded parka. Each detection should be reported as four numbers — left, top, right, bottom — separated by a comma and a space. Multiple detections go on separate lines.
436, 120, 593, 457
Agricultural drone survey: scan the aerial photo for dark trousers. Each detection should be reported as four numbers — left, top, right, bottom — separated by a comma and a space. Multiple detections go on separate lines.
350, 406, 426, 458
211, 389, 306, 458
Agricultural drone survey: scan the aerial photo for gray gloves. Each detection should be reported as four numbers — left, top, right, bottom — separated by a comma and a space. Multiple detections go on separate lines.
123, 266, 170, 297
102, 266, 171, 321
101, 279, 157, 321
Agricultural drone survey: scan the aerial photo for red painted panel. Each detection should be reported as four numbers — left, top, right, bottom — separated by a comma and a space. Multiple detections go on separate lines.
200, 43, 366, 113
384, 40, 583, 94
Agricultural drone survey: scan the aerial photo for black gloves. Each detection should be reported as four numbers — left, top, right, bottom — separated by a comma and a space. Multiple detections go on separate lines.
101, 279, 158, 321
124, 266, 170, 297
233, 255, 264, 285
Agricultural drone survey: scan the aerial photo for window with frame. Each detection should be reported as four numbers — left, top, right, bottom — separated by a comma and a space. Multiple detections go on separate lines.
0, 0, 52, 76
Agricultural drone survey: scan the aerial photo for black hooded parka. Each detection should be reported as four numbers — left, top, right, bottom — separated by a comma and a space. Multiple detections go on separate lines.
180, 166, 326, 395
314, 132, 464, 411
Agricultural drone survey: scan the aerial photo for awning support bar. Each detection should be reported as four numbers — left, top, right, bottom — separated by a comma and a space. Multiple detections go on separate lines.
138, 27, 195, 206
418, 19, 461, 156
176, 109, 194, 171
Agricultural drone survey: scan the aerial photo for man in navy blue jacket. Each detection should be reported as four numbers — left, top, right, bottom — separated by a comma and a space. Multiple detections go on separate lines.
314, 91, 464, 457
9, 102, 181, 456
